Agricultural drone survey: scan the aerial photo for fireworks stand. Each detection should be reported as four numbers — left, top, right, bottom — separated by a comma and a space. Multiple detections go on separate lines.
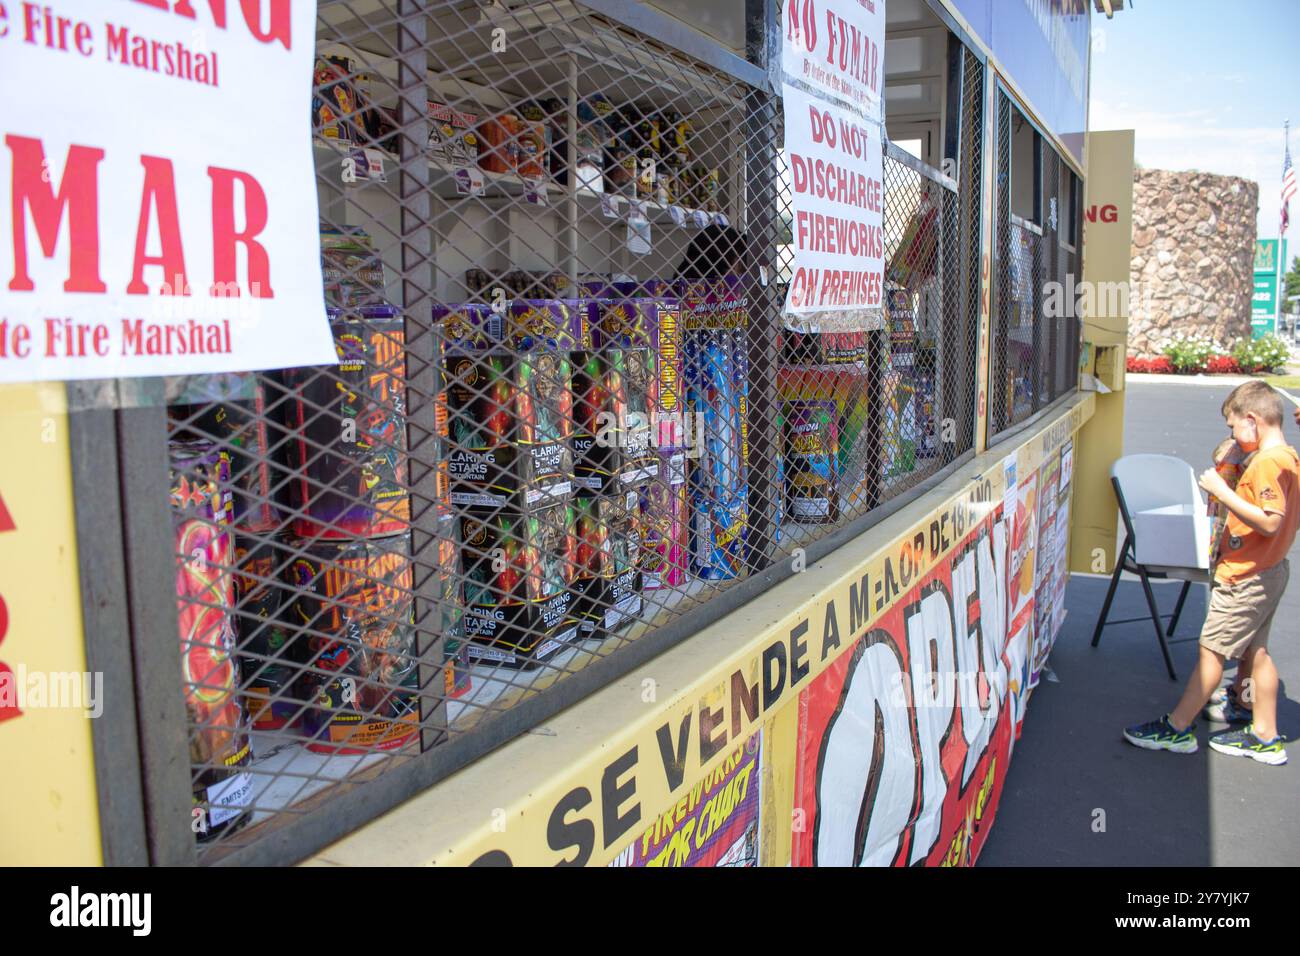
0, 0, 1131, 867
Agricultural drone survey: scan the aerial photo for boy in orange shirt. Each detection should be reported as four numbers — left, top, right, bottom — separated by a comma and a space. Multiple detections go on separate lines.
1124, 381, 1296, 765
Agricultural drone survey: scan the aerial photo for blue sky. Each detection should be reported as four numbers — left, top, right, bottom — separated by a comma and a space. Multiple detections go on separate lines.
1089, 0, 1298, 240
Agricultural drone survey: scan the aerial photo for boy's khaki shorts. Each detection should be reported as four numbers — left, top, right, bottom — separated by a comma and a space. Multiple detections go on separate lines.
1200, 559, 1290, 660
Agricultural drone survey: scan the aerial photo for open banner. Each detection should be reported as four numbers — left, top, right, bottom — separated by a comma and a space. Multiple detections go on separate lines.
0, 0, 335, 383
792, 501, 1034, 867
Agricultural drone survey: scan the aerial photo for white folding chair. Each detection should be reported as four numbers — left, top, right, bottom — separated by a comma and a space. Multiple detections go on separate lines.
1090, 454, 1213, 680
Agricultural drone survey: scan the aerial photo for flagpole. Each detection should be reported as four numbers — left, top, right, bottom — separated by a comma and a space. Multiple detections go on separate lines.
1278, 120, 1290, 338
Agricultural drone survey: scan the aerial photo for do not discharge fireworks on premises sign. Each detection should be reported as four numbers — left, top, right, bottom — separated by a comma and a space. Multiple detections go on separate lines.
0, 0, 336, 384
781, 0, 887, 332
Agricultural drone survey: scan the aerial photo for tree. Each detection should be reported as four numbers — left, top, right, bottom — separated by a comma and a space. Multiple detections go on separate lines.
1287, 255, 1300, 303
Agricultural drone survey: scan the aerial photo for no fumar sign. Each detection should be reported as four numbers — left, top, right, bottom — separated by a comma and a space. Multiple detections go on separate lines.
0, 0, 335, 383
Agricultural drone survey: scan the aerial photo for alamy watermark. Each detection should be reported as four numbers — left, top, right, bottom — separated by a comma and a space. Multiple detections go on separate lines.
149, 277, 269, 330
1042, 273, 1151, 320
0, 664, 104, 718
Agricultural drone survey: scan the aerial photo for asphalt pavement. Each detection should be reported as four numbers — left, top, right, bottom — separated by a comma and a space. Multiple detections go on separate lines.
978, 379, 1300, 866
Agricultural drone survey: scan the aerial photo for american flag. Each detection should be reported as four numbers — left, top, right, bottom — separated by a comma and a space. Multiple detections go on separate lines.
1283, 139, 1297, 237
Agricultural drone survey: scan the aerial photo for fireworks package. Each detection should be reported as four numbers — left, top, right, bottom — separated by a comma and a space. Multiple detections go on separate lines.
233, 536, 305, 731
321, 227, 388, 310
719, 276, 751, 494
440, 300, 588, 510
778, 364, 873, 513
780, 329, 868, 366
596, 294, 683, 451
476, 113, 548, 178
169, 372, 291, 534
168, 441, 252, 842
312, 55, 362, 142
459, 502, 581, 668
427, 101, 481, 167
573, 490, 643, 636
690, 491, 746, 581
285, 307, 410, 540
571, 349, 658, 495
783, 400, 840, 523
916, 362, 938, 459
682, 279, 748, 494
289, 535, 419, 754
684, 331, 742, 498
640, 450, 689, 589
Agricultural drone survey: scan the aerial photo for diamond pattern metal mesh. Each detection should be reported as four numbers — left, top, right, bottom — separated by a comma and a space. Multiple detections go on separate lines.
156, 0, 983, 861
991, 89, 1080, 438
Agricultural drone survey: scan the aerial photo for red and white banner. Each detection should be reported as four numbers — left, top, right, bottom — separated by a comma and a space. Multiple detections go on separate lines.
782, 83, 884, 325
0, 0, 335, 383
782, 0, 885, 123
792, 502, 1034, 867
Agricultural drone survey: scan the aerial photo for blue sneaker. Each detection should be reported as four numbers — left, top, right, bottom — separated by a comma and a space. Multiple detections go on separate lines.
1208, 726, 1288, 766
1123, 715, 1198, 754
1203, 694, 1252, 723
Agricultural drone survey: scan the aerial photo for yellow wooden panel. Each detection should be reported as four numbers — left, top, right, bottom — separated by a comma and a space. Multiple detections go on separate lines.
0, 383, 101, 865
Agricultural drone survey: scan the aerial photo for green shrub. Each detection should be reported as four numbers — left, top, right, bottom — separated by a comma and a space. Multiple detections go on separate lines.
1231, 334, 1291, 373
1162, 334, 1217, 374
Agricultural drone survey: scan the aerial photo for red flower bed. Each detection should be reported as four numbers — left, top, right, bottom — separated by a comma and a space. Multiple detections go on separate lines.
1127, 356, 1174, 374
1205, 354, 1241, 374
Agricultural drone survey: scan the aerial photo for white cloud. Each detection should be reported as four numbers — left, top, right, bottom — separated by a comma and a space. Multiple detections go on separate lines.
1090, 97, 1288, 237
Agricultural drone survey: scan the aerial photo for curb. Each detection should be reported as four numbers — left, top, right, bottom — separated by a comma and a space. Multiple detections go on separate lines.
1124, 373, 1268, 387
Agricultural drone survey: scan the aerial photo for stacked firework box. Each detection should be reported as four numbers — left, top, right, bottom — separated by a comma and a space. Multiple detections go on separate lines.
567, 292, 670, 636
438, 299, 589, 669
682, 278, 749, 580
587, 281, 689, 594
236, 226, 468, 755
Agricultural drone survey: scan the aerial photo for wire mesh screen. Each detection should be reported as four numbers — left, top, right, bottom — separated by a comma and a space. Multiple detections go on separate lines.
952, 44, 983, 455
991, 91, 1079, 437
158, 0, 979, 861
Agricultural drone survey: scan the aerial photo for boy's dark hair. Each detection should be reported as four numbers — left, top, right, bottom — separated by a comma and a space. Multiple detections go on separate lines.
676, 225, 744, 280
1222, 380, 1284, 426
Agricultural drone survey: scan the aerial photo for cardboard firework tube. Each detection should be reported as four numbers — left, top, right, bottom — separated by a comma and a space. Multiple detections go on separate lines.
640, 450, 689, 589
286, 306, 411, 541
287, 534, 419, 755
783, 399, 840, 523
168, 440, 252, 842
233, 535, 305, 731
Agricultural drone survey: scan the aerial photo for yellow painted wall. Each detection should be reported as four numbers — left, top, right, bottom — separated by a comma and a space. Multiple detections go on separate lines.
1071, 130, 1134, 574
0, 383, 102, 865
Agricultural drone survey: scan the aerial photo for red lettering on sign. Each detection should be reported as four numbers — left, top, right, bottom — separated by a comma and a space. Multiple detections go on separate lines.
128, 156, 189, 295
132, 0, 293, 50
6, 135, 107, 293
1085, 204, 1118, 223
785, 0, 817, 54
0, 498, 16, 723
5, 136, 275, 300
208, 166, 274, 298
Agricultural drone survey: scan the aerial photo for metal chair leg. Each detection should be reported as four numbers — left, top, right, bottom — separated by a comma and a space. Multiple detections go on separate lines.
1167, 579, 1192, 637
1137, 569, 1178, 681
1091, 535, 1130, 648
